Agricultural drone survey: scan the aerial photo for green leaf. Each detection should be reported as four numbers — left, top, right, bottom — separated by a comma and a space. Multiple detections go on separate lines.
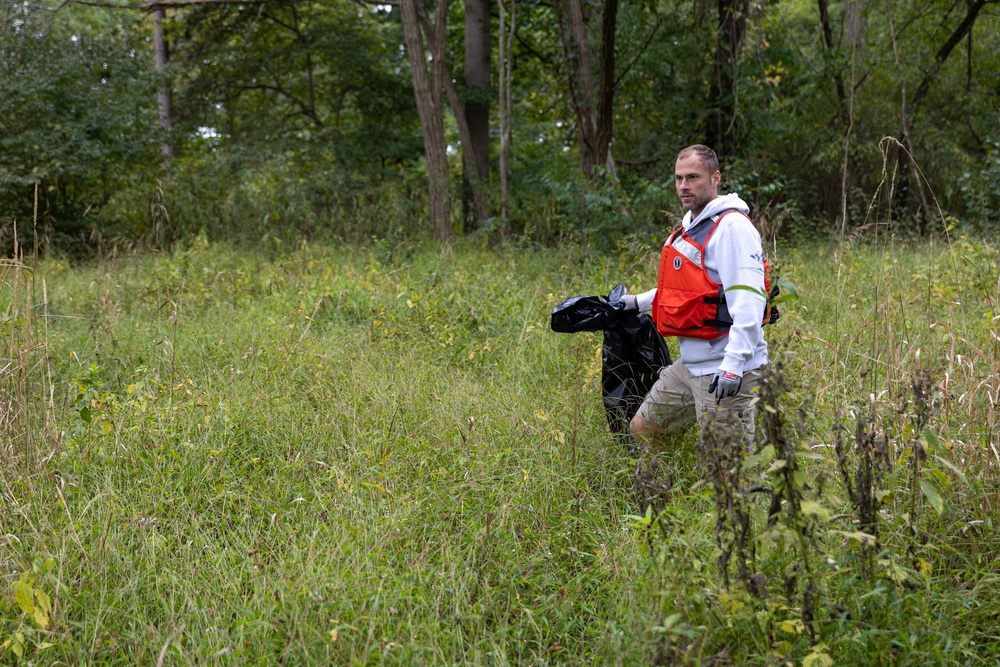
33, 606, 49, 628
921, 429, 940, 452
902, 423, 914, 441
933, 455, 970, 487
800, 500, 830, 520
920, 479, 944, 514
724, 284, 767, 297
829, 530, 877, 546
879, 559, 911, 585
35, 587, 51, 615
777, 618, 804, 635
803, 647, 834, 667
776, 279, 798, 296
927, 468, 949, 487
742, 444, 775, 470
13, 581, 34, 615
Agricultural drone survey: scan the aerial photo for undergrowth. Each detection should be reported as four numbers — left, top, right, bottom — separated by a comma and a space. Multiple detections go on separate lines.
1, 234, 998, 665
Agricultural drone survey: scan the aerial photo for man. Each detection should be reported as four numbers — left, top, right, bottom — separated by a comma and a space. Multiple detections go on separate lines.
622, 144, 769, 453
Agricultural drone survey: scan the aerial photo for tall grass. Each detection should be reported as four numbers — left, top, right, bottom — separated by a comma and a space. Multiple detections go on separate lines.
0, 234, 45, 472
1, 235, 998, 664
0, 256, 26, 467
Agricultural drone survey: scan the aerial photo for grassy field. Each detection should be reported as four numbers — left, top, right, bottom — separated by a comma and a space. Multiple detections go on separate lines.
1, 233, 999, 665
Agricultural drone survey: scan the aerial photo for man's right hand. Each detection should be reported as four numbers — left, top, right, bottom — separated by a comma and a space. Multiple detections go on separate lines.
608, 288, 638, 312
621, 294, 638, 312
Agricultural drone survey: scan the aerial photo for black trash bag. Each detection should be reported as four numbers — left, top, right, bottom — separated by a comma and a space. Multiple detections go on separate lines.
551, 284, 672, 435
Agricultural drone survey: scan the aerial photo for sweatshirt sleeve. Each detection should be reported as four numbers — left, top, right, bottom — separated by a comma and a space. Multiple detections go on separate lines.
708, 217, 767, 377
634, 287, 658, 313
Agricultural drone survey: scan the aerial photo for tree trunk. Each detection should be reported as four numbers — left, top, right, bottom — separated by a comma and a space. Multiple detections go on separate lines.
464, 0, 490, 228
414, 1, 486, 234
817, 0, 848, 125
498, 0, 514, 231
464, 0, 491, 185
883, 0, 928, 227
153, 7, 175, 160
557, 0, 618, 180
707, 0, 748, 156
839, 0, 863, 236
888, 0, 985, 227
596, 0, 618, 180
400, 0, 452, 240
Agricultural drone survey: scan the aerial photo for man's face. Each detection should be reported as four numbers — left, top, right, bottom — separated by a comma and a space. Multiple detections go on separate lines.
674, 153, 721, 217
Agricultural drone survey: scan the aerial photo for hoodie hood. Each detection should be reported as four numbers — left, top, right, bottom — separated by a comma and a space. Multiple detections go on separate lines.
682, 193, 751, 229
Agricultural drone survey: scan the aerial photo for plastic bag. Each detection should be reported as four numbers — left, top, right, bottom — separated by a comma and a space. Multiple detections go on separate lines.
551, 284, 672, 435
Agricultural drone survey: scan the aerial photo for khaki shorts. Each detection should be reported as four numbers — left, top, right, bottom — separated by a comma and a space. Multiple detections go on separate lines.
635, 359, 763, 448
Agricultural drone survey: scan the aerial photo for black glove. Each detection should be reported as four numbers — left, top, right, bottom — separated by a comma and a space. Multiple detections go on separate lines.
708, 370, 742, 402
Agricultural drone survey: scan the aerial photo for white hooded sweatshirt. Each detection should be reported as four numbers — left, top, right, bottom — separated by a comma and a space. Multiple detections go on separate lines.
634, 193, 769, 377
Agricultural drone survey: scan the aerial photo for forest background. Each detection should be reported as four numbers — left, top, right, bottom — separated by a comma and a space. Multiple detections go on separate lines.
2, 0, 999, 251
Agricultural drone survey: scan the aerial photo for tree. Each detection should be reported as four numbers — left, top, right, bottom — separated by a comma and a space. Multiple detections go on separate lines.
888, 0, 992, 225
556, 0, 619, 181
400, 0, 488, 240
0, 1, 159, 249
400, 0, 451, 239
497, 0, 513, 229
164, 1, 423, 238
909, 0, 991, 121
8, 0, 1000, 248
153, 6, 174, 159
707, 0, 748, 156
465, 0, 490, 224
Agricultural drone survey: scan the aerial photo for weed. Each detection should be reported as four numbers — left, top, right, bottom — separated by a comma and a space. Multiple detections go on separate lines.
1, 238, 999, 664
1, 556, 60, 662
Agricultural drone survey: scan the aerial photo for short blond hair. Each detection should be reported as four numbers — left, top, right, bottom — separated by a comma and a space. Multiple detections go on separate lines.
677, 144, 719, 174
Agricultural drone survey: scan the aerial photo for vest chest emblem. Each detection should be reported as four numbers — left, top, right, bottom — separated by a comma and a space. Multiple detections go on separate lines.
672, 256, 682, 271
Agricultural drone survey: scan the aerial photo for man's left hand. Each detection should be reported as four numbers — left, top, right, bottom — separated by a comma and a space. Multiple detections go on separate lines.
708, 371, 742, 401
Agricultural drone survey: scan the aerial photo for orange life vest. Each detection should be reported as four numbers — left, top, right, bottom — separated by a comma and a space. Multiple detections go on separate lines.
651, 209, 771, 340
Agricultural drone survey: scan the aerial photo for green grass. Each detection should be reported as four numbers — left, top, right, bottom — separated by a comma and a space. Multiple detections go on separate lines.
1, 234, 999, 665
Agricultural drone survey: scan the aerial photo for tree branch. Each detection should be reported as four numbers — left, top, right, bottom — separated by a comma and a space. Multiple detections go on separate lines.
613, 16, 661, 89
413, 0, 486, 206
62, 0, 296, 11
891, 0, 939, 43
513, 30, 552, 65
909, 0, 988, 115
245, 71, 324, 131
260, 7, 300, 33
